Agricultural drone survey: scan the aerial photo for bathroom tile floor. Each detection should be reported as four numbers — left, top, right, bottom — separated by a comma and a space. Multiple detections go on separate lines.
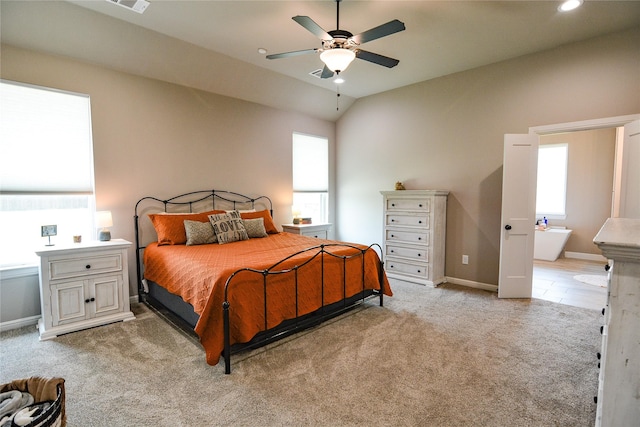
533, 257, 608, 311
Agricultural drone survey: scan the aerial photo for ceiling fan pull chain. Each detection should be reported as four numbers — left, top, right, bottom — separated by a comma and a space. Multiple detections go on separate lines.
336, 86, 341, 111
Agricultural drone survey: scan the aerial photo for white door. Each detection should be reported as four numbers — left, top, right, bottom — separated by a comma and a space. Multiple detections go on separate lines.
498, 133, 539, 298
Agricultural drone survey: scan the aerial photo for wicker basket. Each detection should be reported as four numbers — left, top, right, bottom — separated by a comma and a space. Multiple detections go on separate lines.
0, 376, 65, 427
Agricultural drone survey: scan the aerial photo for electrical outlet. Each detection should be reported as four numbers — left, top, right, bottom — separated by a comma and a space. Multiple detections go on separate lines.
462, 255, 469, 265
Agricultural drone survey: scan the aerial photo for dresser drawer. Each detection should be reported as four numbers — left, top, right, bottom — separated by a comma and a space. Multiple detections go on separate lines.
386, 229, 429, 245
386, 245, 429, 262
49, 253, 123, 280
385, 259, 429, 279
386, 198, 430, 211
386, 214, 429, 228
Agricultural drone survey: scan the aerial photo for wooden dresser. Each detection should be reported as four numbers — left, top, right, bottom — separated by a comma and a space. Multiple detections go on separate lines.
592, 218, 640, 426
380, 190, 448, 287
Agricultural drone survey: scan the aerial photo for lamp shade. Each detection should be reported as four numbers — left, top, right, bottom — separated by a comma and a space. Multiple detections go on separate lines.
96, 211, 113, 228
320, 48, 356, 72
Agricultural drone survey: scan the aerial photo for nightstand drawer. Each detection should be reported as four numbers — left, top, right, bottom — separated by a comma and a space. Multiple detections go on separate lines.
386, 229, 429, 245
49, 253, 123, 280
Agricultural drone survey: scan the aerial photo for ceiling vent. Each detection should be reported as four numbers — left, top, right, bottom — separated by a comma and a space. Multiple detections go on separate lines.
309, 69, 324, 79
105, 0, 150, 14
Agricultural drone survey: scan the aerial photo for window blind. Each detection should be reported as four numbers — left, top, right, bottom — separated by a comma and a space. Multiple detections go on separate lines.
292, 133, 328, 192
0, 80, 94, 194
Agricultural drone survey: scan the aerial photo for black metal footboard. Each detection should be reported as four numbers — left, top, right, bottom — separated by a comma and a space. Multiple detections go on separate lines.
222, 243, 385, 374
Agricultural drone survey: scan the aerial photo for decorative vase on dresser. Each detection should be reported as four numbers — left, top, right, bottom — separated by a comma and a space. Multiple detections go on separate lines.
380, 190, 449, 287
592, 218, 640, 427
36, 239, 135, 340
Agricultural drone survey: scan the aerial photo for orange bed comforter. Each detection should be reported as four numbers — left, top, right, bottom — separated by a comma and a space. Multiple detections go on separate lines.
143, 232, 391, 365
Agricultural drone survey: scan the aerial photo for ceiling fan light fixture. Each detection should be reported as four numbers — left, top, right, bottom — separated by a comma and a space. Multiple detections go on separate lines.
558, 0, 583, 12
320, 48, 356, 72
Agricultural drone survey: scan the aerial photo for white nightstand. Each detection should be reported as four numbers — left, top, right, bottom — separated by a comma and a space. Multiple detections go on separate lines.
282, 223, 332, 239
35, 239, 135, 340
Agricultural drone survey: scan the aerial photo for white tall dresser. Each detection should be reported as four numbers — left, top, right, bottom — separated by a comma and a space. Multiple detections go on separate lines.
592, 218, 640, 427
380, 190, 448, 287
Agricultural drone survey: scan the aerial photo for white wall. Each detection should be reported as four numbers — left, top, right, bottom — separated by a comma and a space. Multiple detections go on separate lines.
336, 27, 640, 286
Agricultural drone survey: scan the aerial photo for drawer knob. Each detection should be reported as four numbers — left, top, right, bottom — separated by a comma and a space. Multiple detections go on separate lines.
417, 270, 421, 273
391, 203, 395, 207
391, 219, 395, 222
604, 264, 610, 272
418, 237, 422, 241
600, 326, 603, 334
389, 265, 394, 268
390, 250, 394, 253
85, 265, 91, 269
391, 234, 395, 238
419, 204, 423, 207
597, 352, 601, 360
418, 220, 422, 224
602, 308, 605, 316
84, 297, 95, 304
418, 253, 421, 257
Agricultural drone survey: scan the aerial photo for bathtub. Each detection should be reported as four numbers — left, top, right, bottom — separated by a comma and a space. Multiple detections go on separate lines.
534, 226, 572, 261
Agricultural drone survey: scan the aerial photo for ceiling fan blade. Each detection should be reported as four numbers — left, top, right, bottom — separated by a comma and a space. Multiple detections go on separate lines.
350, 19, 405, 45
266, 48, 319, 60
320, 65, 335, 79
292, 16, 332, 40
356, 50, 400, 68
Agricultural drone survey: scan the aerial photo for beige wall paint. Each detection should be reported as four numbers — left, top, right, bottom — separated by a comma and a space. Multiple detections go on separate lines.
336, 27, 640, 286
539, 128, 616, 255
1, 45, 335, 296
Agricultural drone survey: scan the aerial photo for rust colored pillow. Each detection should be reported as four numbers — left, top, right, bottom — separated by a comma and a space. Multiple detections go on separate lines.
149, 210, 225, 245
240, 209, 279, 234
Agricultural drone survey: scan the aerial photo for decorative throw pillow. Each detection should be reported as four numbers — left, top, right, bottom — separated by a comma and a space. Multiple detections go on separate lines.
149, 210, 225, 245
184, 220, 217, 245
240, 210, 279, 234
243, 218, 268, 238
208, 211, 249, 244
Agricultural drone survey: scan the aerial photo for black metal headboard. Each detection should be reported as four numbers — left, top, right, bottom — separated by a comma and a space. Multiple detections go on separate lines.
133, 189, 273, 299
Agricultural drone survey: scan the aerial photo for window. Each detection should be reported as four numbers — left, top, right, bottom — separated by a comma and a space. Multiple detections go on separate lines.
0, 80, 96, 268
292, 133, 328, 224
536, 143, 568, 219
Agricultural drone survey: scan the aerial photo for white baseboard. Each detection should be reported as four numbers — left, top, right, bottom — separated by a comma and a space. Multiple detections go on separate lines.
0, 315, 40, 333
445, 277, 498, 293
564, 251, 607, 262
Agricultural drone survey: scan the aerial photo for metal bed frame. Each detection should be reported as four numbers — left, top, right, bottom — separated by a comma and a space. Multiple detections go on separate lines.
134, 189, 386, 373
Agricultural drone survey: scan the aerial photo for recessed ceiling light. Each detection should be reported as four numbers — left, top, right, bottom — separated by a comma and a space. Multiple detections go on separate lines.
257, 48, 267, 55
558, 0, 583, 12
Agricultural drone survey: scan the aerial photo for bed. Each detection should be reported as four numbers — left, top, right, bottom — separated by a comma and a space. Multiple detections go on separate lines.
134, 189, 391, 373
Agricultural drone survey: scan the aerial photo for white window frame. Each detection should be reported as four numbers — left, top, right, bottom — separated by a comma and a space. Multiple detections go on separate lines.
0, 80, 96, 270
292, 133, 329, 224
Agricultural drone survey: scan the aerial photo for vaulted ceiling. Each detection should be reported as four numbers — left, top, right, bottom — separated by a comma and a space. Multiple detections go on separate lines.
2, 1, 639, 121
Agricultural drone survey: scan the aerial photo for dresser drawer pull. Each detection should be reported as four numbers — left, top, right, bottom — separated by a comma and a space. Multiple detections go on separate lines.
600, 326, 603, 334
597, 352, 601, 360
391, 234, 395, 238
85, 265, 91, 269
418, 237, 422, 241
389, 265, 394, 268
84, 297, 95, 304
417, 269, 421, 273
391, 203, 395, 207
391, 219, 395, 222
390, 250, 395, 253
418, 220, 422, 224
418, 253, 422, 257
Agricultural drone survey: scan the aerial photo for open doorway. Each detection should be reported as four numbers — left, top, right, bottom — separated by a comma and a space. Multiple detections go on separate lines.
499, 114, 639, 302
531, 128, 614, 310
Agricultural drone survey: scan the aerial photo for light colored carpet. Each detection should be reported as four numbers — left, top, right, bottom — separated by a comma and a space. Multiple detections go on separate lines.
1, 281, 600, 426
574, 274, 608, 288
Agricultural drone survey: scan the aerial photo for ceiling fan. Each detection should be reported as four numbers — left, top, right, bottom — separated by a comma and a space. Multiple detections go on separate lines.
266, 0, 406, 79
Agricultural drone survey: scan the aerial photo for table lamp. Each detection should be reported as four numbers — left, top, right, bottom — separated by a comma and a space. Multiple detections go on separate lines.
96, 211, 113, 241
